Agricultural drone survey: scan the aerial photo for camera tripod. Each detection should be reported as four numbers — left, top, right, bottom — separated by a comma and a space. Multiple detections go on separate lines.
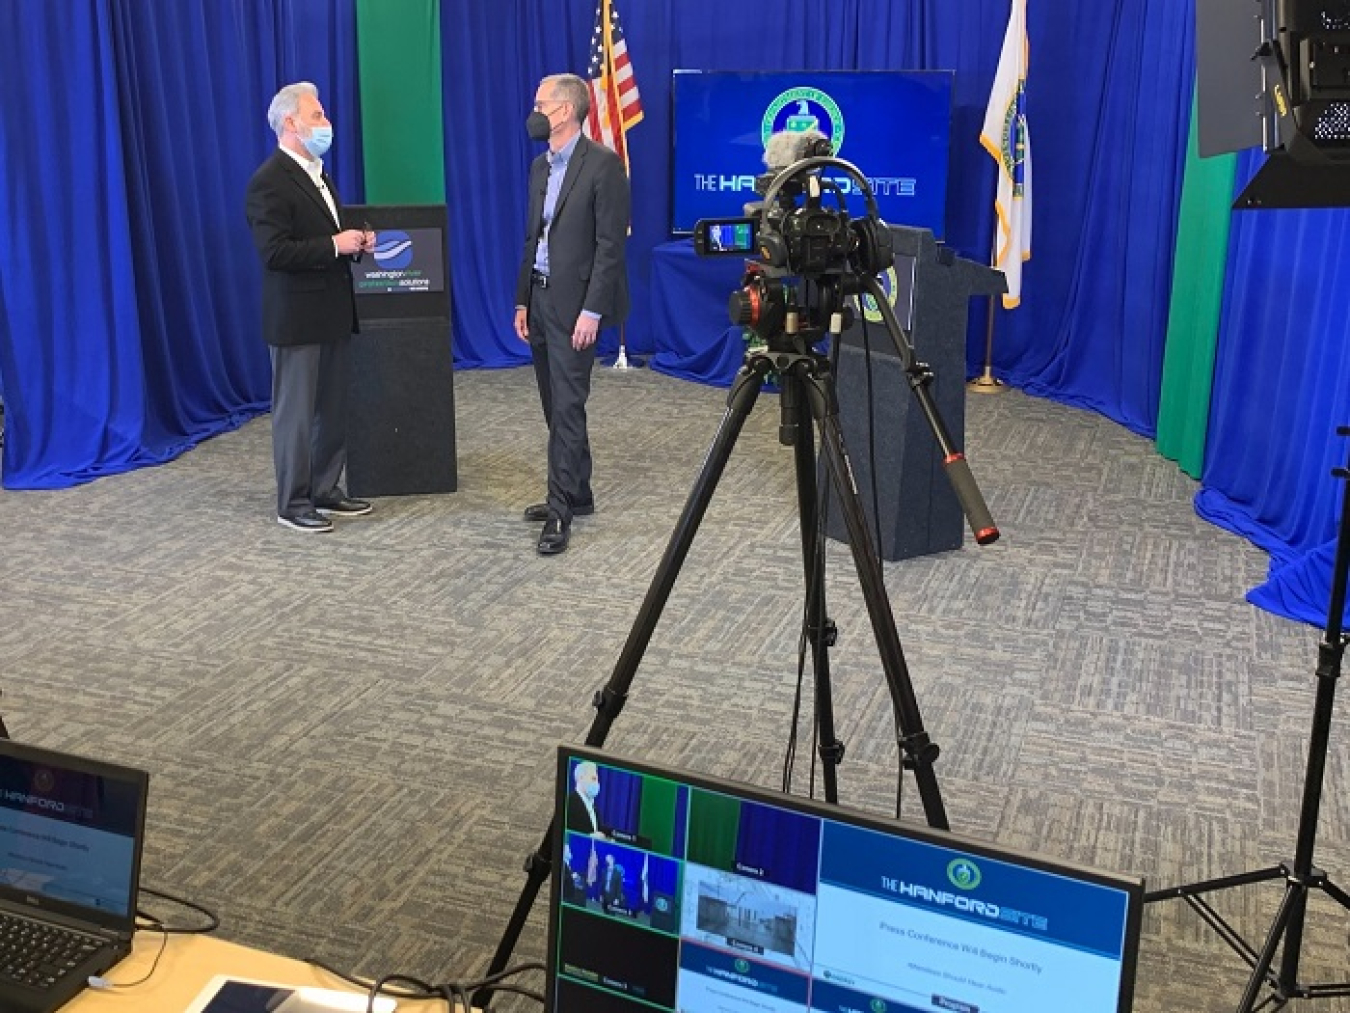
1145, 426, 1350, 1012
476, 278, 998, 1008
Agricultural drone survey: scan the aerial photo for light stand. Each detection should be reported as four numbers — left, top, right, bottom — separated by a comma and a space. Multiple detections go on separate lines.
1145, 426, 1350, 1011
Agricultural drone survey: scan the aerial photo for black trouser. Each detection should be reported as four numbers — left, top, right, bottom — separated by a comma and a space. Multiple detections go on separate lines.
269, 338, 350, 517
528, 282, 595, 525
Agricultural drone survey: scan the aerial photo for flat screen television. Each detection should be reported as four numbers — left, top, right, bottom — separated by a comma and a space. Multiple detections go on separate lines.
344, 203, 449, 320
671, 71, 954, 237
547, 746, 1144, 1013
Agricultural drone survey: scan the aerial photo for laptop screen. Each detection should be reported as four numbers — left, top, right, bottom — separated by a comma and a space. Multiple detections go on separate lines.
548, 747, 1143, 1013
0, 740, 148, 925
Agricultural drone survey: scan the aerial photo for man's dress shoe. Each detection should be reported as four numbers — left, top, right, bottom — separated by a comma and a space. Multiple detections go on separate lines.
277, 511, 334, 533
537, 517, 570, 555
524, 501, 593, 522
315, 496, 373, 517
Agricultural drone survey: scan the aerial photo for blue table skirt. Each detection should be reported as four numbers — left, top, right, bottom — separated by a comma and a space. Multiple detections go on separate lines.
648, 239, 752, 387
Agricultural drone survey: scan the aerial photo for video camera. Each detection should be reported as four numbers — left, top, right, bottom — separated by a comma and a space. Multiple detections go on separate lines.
693, 131, 894, 343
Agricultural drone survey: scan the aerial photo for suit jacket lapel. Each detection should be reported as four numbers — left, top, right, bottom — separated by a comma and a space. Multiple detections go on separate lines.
320, 169, 343, 228
552, 137, 589, 223
278, 153, 338, 227
530, 157, 549, 235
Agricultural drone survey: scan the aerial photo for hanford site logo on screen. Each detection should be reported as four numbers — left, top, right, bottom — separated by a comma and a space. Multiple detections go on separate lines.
947, 857, 982, 891
373, 230, 415, 270
761, 87, 845, 155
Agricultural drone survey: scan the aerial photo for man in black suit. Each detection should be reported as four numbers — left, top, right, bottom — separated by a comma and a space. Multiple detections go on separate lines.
245, 82, 374, 533
565, 759, 609, 837
601, 854, 628, 915
560, 842, 588, 905
514, 73, 631, 555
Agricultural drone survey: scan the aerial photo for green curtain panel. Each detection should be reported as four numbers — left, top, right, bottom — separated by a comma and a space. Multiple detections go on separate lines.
1155, 90, 1236, 477
355, 0, 445, 203
685, 790, 740, 871
637, 777, 680, 856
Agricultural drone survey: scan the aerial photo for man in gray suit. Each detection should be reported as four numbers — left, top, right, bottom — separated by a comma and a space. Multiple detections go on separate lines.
515, 73, 631, 555
245, 82, 374, 533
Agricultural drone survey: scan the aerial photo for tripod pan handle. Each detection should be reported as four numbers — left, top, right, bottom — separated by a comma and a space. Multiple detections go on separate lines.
944, 452, 999, 545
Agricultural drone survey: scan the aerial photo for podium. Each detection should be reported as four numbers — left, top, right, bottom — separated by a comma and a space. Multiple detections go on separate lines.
344, 204, 457, 497
825, 227, 1005, 561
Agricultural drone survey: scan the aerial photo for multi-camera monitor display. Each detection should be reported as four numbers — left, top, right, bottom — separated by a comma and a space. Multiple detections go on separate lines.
548, 747, 1144, 1013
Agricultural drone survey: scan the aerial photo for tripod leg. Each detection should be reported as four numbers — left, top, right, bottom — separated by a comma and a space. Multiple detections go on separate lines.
476, 356, 771, 1007
793, 360, 948, 830
785, 373, 844, 803
587, 357, 769, 744
1239, 881, 1301, 1013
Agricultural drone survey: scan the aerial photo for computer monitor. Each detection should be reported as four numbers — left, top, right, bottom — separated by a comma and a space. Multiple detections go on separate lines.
671, 70, 953, 236
547, 746, 1143, 1013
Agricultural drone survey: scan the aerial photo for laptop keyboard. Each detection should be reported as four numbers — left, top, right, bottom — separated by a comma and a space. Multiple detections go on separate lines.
0, 911, 101, 990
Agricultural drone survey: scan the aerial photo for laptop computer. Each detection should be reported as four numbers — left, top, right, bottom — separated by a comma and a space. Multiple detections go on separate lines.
547, 746, 1145, 1013
0, 738, 149, 1013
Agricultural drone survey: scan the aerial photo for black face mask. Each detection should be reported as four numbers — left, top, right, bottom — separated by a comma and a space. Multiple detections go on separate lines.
526, 110, 552, 142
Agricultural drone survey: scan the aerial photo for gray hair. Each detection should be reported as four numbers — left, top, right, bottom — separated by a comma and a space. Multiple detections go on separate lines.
542, 74, 590, 126
267, 82, 318, 139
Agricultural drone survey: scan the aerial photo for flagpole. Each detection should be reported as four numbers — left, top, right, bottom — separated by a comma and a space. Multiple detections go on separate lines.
972, 0, 1028, 395
595, 0, 643, 370
968, 295, 1005, 394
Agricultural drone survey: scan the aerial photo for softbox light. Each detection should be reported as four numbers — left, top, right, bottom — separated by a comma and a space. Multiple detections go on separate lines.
1230, 0, 1350, 206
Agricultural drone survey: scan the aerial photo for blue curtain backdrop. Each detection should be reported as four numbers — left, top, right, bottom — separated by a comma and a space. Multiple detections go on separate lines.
1195, 149, 1350, 627
4, 0, 1194, 485
594, 766, 642, 833
0, 0, 360, 489
440, 0, 1006, 370
734, 802, 822, 896
9, 0, 1343, 632
439, 0, 1194, 448
996, 1, 1194, 438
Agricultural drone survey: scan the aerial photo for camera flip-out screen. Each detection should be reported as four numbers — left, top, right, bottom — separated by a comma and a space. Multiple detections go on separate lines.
693, 218, 759, 256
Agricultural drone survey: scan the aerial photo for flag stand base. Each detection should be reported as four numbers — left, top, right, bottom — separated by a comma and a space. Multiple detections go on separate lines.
606, 349, 646, 370
967, 369, 1006, 395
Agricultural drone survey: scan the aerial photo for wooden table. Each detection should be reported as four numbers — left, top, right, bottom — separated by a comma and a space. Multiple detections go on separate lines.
63, 932, 462, 1011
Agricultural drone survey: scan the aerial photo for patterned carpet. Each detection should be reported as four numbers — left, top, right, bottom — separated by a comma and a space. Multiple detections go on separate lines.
2, 364, 1348, 1011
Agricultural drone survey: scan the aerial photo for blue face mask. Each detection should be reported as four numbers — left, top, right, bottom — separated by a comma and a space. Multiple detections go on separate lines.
584, 781, 600, 801
300, 123, 333, 158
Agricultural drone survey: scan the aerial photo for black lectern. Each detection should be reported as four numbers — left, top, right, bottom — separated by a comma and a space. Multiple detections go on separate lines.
825, 226, 1005, 561
345, 204, 457, 497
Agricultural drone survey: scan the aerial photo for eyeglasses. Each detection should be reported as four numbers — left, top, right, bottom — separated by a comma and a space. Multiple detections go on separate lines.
532, 100, 567, 114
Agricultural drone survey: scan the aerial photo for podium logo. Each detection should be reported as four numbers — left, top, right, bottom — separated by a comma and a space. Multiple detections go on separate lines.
762, 87, 845, 156
373, 231, 414, 270
947, 858, 982, 891
858, 266, 900, 324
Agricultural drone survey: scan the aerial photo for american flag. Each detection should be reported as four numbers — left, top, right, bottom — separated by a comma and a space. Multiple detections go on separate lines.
584, 0, 643, 172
